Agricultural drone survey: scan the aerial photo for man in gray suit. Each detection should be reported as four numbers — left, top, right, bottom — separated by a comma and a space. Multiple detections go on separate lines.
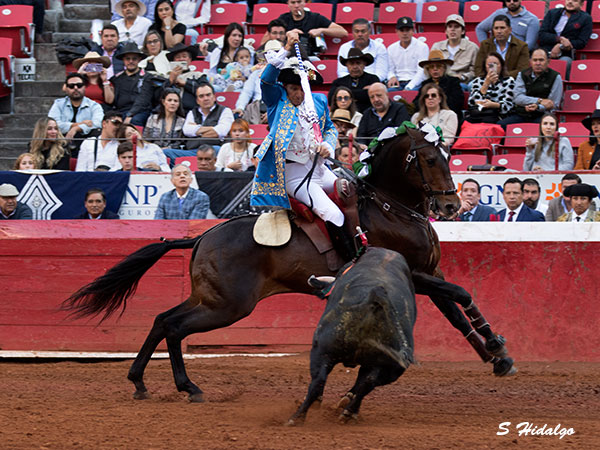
457, 178, 497, 221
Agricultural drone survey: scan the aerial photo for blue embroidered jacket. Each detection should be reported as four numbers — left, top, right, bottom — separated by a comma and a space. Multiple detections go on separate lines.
250, 64, 338, 209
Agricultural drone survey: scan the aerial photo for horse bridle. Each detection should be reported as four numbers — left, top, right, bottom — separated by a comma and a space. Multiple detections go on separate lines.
404, 137, 457, 197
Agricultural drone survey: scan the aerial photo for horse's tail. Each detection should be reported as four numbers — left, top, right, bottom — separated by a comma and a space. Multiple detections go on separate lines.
61, 236, 202, 322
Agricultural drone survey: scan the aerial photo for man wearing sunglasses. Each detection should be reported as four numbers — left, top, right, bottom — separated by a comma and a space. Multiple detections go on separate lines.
48, 73, 104, 156
75, 111, 124, 171
475, 0, 539, 49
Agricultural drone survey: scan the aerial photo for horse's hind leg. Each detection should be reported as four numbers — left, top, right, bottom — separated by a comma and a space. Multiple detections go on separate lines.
127, 302, 193, 399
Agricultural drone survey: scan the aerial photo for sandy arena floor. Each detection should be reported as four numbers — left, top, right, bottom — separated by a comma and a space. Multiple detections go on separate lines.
1, 355, 598, 449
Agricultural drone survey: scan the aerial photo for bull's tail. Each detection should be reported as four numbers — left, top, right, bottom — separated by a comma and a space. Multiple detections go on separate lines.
61, 236, 202, 322
365, 339, 414, 370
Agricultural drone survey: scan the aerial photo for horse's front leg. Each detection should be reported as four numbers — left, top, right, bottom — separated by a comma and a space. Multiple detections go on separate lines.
412, 271, 517, 377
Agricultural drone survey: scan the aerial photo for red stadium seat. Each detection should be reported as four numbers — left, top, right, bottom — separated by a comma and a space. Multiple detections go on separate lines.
449, 154, 488, 171
558, 122, 589, 148
388, 90, 418, 104
559, 89, 600, 121
500, 123, 539, 154
303, 3, 333, 20
215, 92, 240, 109
592, 1, 600, 23
0, 5, 34, 58
245, 33, 264, 50
548, 59, 567, 80
319, 35, 351, 59
491, 154, 525, 171
251, 3, 288, 34
372, 33, 397, 49
414, 32, 447, 47
0, 38, 14, 110
335, 2, 375, 32
69, 158, 77, 171
189, 60, 209, 73
566, 59, 600, 88
463, 2, 501, 33
575, 30, 600, 59
522, 1, 546, 20
207, 3, 247, 34
466, 30, 479, 44
313, 60, 337, 84
375, 3, 417, 33
175, 156, 198, 172
419, 2, 459, 33
249, 124, 269, 145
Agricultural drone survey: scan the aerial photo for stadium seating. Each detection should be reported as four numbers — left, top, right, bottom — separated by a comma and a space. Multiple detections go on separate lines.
463, 2, 501, 33
566, 59, 600, 88
206, 4, 246, 34
415, 32, 447, 47
375, 3, 417, 33
466, 30, 479, 44
575, 30, 600, 59
0, 38, 14, 104
215, 92, 240, 109
244, 33, 264, 50
491, 154, 525, 171
500, 123, 539, 154
303, 3, 333, 20
419, 2, 459, 33
372, 33, 397, 48
335, 3, 375, 33
249, 124, 269, 146
522, 1, 546, 20
449, 154, 487, 171
0, 5, 34, 58
175, 156, 198, 172
189, 60, 209, 73
548, 59, 567, 80
388, 90, 418, 104
558, 122, 589, 148
313, 60, 337, 85
559, 89, 600, 121
319, 35, 351, 59
251, 3, 289, 34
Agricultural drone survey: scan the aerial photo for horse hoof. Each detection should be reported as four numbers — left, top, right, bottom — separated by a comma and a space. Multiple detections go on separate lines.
336, 392, 354, 410
339, 410, 359, 424
494, 357, 517, 377
188, 392, 205, 403
133, 390, 151, 400
285, 416, 304, 427
486, 335, 508, 358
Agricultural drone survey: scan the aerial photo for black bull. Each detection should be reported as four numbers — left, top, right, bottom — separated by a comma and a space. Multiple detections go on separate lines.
288, 248, 417, 425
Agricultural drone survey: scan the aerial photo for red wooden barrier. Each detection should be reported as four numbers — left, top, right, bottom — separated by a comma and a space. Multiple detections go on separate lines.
1, 222, 598, 361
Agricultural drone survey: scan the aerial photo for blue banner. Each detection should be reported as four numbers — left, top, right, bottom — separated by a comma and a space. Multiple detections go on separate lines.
0, 171, 130, 219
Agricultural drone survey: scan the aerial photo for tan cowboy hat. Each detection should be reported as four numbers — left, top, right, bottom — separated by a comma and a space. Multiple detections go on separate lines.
73, 51, 112, 70
114, 0, 147, 17
331, 109, 356, 127
0, 183, 19, 197
419, 49, 454, 68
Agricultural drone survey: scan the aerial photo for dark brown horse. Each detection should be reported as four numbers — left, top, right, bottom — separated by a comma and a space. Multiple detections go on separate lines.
64, 126, 515, 402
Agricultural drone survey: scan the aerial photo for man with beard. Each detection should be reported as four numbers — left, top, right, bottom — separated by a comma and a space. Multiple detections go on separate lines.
522, 178, 548, 215
496, 177, 545, 222
476, 0, 539, 50
91, 24, 124, 80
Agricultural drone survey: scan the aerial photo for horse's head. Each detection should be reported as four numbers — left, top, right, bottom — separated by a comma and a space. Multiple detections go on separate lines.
366, 123, 460, 218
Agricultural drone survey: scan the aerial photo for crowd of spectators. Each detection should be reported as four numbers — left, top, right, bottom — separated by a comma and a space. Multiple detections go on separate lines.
5, 0, 600, 220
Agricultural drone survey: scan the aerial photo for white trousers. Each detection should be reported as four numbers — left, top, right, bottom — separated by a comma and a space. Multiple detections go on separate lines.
286, 159, 345, 227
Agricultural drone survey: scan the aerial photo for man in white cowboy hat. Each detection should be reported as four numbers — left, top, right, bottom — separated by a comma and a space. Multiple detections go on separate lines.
111, 0, 157, 22
0, 184, 32, 220
328, 47, 380, 113
251, 30, 355, 262
111, 0, 152, 47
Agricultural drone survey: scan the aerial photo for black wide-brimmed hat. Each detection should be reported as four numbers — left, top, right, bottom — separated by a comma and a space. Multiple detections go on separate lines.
339, 47, 374, 67
582, 109, 600, 131
115, 41, 145, 60
277, 57, 323, 85
167, 43, 200, 61
563, 183, 599, 199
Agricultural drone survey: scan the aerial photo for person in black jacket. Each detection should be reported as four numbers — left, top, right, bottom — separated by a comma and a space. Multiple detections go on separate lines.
539, 0, 592, 76
327, 48, 380, 113
75, 188, 119, 219
412, 50, 464, 122
356, 82, 410, 146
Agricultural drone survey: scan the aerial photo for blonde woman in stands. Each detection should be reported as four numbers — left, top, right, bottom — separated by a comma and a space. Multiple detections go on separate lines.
28, 118, 71, 170
13, 153, 37, 170
118, 123, 170, 172
139, 30, 170, 77
411, 83, 458, 146
215, 119, 257, 172
523, 113, 574, 171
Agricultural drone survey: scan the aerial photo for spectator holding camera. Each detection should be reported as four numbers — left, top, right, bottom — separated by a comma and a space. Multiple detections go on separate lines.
72, 51, 112, 105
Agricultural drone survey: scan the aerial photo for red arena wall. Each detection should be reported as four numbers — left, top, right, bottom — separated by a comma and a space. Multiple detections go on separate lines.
1, 221, 598, 362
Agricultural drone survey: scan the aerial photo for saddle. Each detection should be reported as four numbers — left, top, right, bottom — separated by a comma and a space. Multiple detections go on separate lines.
253, 179, 360, 271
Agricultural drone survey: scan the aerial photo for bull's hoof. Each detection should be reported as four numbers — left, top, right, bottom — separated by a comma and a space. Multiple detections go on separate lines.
285, 416, 304, 427
486, 335, 508, 358
133, 390, 151, 400
339, 410, 359, 424
336, 392, 355, 410
493, 357, 518, 377
188, 392, 205, 403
